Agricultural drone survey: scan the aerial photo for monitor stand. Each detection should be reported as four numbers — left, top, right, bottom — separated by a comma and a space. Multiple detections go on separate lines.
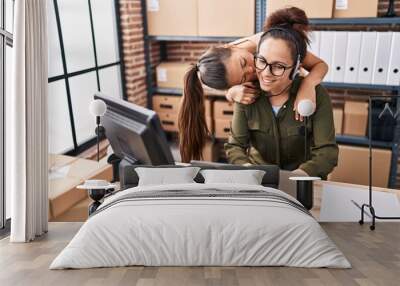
107, 153, 122, 182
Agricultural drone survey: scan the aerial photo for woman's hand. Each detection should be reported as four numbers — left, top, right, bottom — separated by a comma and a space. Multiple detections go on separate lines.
226, 82, 260, 105
294, 78, 317, 121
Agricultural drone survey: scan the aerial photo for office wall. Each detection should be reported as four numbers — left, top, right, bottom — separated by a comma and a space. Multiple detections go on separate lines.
118, 0, 400, 108
119, 0, 148, 106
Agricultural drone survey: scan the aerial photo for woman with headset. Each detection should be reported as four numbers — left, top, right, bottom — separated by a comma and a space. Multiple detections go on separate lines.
224, 14, 338, 179
179, 7, 329, 163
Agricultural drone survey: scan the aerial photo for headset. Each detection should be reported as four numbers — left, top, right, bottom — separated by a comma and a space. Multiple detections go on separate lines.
257, 27, 301, 81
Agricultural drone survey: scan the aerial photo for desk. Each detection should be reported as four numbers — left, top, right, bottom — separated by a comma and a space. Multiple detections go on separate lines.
312, 181, 400, 220
278, 169, 400, 219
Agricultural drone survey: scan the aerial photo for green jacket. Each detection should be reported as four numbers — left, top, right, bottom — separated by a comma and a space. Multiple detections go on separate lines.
224, 77, 338, 179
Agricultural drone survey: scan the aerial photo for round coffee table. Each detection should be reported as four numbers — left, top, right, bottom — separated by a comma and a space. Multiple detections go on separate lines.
77, 183, 116, 215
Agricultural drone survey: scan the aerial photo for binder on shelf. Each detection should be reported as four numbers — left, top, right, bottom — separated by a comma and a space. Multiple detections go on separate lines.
331, 31, 348, 83
372, 32, 393, 85
387, 32, 400, 86
319, 31, 335, 82
344, 32, 362, 84
309, 31, 320, 57
357, 32, 377, 84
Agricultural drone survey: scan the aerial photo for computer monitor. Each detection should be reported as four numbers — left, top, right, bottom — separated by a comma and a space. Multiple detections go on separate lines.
94, 94, 175, 165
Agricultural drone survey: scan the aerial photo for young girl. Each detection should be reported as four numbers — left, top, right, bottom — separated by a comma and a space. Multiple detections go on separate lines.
179, 7, 328, 163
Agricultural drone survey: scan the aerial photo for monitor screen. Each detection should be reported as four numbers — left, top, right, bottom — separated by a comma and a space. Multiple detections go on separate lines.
94, 94, 175, 165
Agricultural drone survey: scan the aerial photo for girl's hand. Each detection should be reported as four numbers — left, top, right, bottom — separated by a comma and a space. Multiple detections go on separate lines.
225, 82, 260, 105
294, 79, 317, 121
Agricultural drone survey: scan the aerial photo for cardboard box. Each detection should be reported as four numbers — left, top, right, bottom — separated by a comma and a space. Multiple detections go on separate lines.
343, 101, 368, 136
333, 107, 343, 134
214, 119, 232, 139
147, 0, 198, 36
206, 116, 214, 134
48, 153, 78, 169
333, 0, 378, 18
328, 145, 392, 188
204, 99, 214, 132
202, 140, 218, 162
49, 155, 112, 219
152, 95, 181, 114
152, 95, 212, 133
214, 101, 234, 119
158, 112, 179, 132
204, 98, 212, 118
156, 62, 191, 89
198, 0, 255, 37
267, 0, 334, 19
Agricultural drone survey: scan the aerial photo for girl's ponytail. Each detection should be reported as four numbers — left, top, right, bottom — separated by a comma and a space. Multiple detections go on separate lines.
178, 65, 208, 163
178, 47, 232, 162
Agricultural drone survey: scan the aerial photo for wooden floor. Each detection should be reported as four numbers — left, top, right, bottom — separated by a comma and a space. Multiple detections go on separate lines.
1, 222, 400, 286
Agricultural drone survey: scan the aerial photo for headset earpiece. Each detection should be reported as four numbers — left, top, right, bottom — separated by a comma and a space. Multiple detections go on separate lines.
289, 54, 301, 80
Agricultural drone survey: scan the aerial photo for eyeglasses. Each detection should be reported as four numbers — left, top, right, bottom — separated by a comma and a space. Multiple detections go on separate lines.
254, 54, 293, 77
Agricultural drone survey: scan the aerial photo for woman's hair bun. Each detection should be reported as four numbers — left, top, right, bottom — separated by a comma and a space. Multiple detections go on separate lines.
263, 6, 310, 46
264, 7, 309, 32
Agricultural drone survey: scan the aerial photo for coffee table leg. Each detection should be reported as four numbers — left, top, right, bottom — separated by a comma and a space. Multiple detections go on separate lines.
296, 180, 314, 210
87, 189, 106, 215
88, 201, 102, 216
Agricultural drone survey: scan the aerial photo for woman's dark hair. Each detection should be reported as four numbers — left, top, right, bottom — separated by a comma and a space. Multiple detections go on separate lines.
178, 47, 232, 163
261, 7, 310, 63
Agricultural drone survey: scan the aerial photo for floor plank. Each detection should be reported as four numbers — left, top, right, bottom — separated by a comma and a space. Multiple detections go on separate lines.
0, 222, 399, 286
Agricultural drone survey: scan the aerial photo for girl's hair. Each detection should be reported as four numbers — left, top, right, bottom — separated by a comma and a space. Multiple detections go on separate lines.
261, 7, 310, 63
178, 47, 232, 163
